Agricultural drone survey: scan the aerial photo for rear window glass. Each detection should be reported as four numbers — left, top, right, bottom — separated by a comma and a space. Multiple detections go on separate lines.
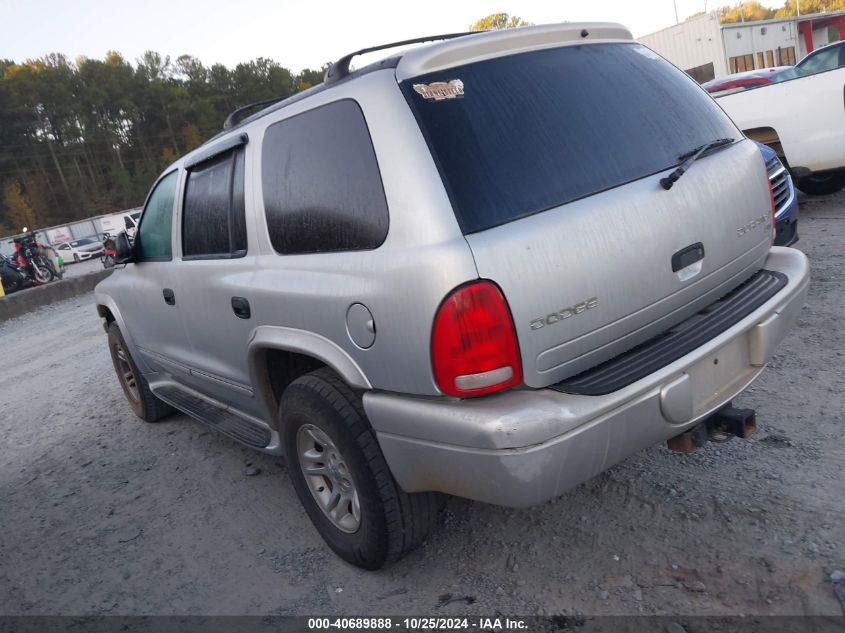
402, 43, 738, 234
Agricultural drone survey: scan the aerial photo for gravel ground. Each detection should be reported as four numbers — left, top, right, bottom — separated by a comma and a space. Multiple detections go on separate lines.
59, 258, 106, 279
1, 192, 843, 617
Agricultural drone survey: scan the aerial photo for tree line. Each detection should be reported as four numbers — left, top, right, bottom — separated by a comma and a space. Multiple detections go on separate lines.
686, 0, 845, 22
0, 12, 530, 235
0, 51, 325, 234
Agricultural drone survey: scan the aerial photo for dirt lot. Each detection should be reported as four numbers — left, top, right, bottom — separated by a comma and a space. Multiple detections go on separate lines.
59, 258, 106, 280
1, 192, 843, 618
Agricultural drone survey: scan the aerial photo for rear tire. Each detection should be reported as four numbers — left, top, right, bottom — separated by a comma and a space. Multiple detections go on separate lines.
795, 172, 845, 196
280, 367, 441, 569
33, 264, 53, 284
107, 322, 173, 422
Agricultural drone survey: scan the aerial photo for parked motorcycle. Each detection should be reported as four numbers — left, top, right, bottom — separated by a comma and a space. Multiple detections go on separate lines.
101, 231, 133, 268
101, 234, 117, 268
13, 229, 57, 284
0, 254, 33, 294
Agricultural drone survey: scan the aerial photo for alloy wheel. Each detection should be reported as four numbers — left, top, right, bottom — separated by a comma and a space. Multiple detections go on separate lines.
114, 342, 140, 402
296, 423, 361, 533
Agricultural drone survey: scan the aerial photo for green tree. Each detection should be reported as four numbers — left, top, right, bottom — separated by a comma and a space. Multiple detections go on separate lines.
775, 0, 845, 17
3, 180, 37, 231
181, 123, 203, 151
230, 58, 295, 105
469, 13, 532, 31
296, 66, 328, 91
712, 0, 845, 24
175, 55, 208, 84
719, 1, 776, 23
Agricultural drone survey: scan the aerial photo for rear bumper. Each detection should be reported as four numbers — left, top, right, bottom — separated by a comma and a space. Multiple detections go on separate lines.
363, 247, 809, 507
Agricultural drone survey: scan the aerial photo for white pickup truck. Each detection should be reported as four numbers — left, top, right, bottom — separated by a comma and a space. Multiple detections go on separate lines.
99, 210, 141, 240
716, 64, 845, 195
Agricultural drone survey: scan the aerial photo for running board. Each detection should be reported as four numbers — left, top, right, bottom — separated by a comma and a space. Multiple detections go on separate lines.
153, 384, 274, 449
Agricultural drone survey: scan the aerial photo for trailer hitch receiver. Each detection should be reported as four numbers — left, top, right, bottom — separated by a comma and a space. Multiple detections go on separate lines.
666, 402, 756, 453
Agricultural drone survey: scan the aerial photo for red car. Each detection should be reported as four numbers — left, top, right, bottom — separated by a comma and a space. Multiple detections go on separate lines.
701, 66, 791, 96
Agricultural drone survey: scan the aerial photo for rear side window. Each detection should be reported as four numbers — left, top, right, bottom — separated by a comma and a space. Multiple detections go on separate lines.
262, 99, 388, 255
182, 147, 247, 258
137, 170, 178, 261
402, 43, 739, 234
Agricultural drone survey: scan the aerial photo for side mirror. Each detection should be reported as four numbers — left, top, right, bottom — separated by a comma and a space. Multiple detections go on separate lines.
114, 232, 135, 263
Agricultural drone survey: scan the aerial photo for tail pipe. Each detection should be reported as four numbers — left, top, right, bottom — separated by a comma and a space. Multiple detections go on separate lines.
667, 402, 756, 453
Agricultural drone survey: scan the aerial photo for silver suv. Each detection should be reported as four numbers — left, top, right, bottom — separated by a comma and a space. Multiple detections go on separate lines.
96, 23, 810, 569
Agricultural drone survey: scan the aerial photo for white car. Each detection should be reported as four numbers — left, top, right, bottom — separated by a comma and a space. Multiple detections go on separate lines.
56, 238, 105, 263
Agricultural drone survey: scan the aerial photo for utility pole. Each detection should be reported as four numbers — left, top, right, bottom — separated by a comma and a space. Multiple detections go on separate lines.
739, 1, 745, 23
673, 0, 679, 24
796, 0, 801, 17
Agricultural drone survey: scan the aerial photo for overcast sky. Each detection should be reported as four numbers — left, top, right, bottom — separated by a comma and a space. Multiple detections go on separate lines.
2, 0, 785, 72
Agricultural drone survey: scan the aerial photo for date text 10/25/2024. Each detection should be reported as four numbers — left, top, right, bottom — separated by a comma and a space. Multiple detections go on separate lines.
308, 618, 528, 630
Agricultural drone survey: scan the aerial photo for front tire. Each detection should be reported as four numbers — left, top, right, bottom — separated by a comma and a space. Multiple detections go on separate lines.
107, 322, 173, 422
281, 368, 441, 569
795, 171, 845, 196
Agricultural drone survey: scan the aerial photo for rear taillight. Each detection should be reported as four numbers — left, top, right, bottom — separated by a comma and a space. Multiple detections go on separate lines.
767, 175, 777, 243
431, 280, 522, 397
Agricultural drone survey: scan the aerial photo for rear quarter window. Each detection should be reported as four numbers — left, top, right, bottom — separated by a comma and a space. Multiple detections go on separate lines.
261, 99, 389, 255
402, 43, 739, 234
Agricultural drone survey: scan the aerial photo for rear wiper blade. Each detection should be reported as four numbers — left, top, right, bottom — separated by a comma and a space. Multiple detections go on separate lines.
660, 138, 735, 190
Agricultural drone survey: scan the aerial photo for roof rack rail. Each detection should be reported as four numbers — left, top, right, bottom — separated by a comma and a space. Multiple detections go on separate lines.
223, 96, 287, 130
324, 31, 478, 85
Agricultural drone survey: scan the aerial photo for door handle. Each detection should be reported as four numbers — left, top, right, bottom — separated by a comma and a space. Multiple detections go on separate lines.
231, 296, 251, 319
162, 288, 175, 305
671, 242, 705, 272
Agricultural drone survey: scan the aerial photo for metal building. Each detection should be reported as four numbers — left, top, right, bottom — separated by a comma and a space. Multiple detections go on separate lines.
639, 10, 845, 82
